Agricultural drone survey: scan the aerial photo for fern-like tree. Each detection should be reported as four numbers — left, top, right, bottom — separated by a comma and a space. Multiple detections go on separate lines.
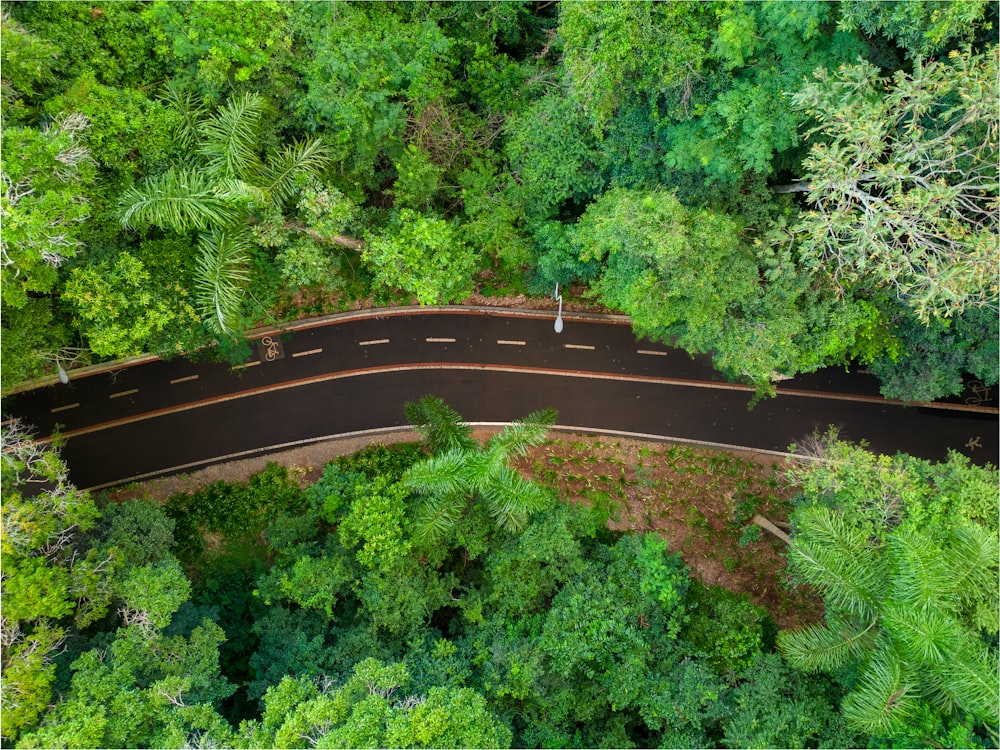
401, 396, 556, 543
118, 90, 329, 336
778, 436, 999, 743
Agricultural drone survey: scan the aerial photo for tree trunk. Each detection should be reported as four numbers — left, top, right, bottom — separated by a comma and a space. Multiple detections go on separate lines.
772, 181, 811, 194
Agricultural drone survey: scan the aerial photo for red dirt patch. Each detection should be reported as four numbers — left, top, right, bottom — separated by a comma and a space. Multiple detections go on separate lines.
514, 435, 823, 630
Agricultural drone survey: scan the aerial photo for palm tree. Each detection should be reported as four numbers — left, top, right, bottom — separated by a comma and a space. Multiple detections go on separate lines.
401, 396, 556, 542
118, 92, 330, 336
778, 506, 999, 736
194, 229, 251, 337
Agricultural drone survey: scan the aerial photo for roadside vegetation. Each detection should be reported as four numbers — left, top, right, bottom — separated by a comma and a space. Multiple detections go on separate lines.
2, 1, 996, 399
3, 399, 997, 748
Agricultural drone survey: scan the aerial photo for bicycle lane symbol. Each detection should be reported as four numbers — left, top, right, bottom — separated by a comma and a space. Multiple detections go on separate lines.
963, 379, 994, 406
257, 335, 285, 362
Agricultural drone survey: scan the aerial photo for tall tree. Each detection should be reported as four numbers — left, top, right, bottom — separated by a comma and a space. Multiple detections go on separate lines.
401, 397, 556, 542
789, 47, 999, 322
0, 422, 112, 743
778, 435, 999, 743
119, 92, 329, 335
243, 658, 512, 749
569, 186, 874, 390
16, 558, 235, 749
362, 209, 479, 305
837, 0, 993, 60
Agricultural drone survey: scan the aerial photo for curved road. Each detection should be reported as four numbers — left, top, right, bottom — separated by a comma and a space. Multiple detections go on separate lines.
3, 307, 997, 490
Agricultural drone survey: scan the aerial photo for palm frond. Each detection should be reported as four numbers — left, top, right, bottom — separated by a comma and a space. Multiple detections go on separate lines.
161, 80, 208, 153
841, 644, 919, 735
788, 505, 885, 619
118, 168, 237, 232
194, 229, 252, 337
777, 615, 880, 672
486, 414, 552, 460
944, 523, 1000, 612
214, 178, 269, 211
935, 642, 1000, 723
882, 603, 963, 664
464, 448, 504, 493
412, 492, 467, 546
403, 396, 476, 454
481, 466, 551, 533
888, 526, 958, 610
401, 450, 469, 498
258, 138, 331, 206
197, 93, 264, 181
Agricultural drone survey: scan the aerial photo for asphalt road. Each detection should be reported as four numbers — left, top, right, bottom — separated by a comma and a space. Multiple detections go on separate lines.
4, 308, 997, 490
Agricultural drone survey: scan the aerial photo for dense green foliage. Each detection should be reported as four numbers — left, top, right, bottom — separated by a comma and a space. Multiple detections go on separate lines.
780, 431, 999, 746
1, 1, 996, 401
4, 403, 997, 748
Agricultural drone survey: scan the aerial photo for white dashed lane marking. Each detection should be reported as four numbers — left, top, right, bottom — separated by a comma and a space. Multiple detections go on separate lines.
426, 338, 457, 343
292, 348, 323, 358
50, 403, 80, 413
637, 349, 667, 356
358, 339, 390, 346
564, 344, 596, 351
497, 340, 526, 346
109, 389, 139, 399
170, 375, 200, 385
232, 361, 261, 370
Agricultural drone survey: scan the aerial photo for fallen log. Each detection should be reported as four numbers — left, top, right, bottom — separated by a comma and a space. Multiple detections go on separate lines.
752, 514, 791, 544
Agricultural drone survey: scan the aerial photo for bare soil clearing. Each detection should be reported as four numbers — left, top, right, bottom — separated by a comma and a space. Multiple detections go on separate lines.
109, 430, 822, 630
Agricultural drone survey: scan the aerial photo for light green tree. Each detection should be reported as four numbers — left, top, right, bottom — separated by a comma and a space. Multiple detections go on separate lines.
63, 252, 200, 359
0, 422, 112, 743
118, 91, 329, 335
790, 48, 999, 322
1, 113, 93, 311
362, 209, 478, 305
778, 435, 999, 741
243, 658, 511, 749
837, 0, 992, 59
16, 558, 235, 750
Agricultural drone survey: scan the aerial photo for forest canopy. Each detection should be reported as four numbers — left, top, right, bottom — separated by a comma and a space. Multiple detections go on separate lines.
1, 0, 996, 401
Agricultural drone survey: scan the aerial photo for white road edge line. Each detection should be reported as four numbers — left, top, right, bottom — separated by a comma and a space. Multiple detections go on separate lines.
564, 344, 596, 350
109, 389, 139, 399
637, 349, 667, 356
426, 337, 457, 343
50, 403, 80, 413
358, 339, 389, 346
497, 340, 526, 346
232, 361, 261, 370
292, 348, 323, 358
170, 375, 200, 385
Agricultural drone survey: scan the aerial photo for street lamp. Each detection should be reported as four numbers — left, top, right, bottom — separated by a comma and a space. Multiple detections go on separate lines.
57, 364, 69, 385
554, 284, 563, 333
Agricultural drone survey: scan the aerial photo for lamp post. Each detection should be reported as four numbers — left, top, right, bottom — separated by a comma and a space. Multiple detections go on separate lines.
554, 284, 563, 333
57, 364, 69, 385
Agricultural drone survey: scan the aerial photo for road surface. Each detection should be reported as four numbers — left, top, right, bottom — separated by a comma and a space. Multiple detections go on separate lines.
3, 308, 996, 490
